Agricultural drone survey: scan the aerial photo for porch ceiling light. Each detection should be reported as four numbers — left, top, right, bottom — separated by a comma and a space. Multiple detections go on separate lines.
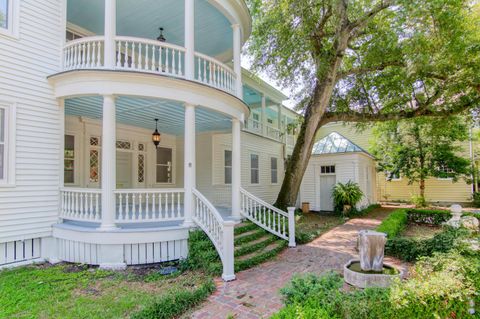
152, 119, 161, 148
157, 27, 166, 42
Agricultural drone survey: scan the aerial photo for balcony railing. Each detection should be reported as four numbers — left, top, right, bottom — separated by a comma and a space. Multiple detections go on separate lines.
63, 36, 237, 96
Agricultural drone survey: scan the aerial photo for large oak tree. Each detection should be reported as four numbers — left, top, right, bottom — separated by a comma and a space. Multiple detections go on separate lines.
246, 0, 480, 209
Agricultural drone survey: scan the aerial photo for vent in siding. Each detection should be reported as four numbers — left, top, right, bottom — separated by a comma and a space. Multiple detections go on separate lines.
0, 239, 41, 266
124, 240, 187, 265
57, 239, 99, 265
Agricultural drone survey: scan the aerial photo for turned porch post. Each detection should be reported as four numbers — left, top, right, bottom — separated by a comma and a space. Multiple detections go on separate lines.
104, 0, 116, 68
183, 103, 196, 227
231, 118, 241, 219
184, 0, 195, 80
232, 24, 243, 99
99, 95, 117, 230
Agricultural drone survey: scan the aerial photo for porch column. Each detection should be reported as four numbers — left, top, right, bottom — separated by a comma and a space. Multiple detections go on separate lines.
58, 99, 65, 223
99, 95, 117, 230
183, 103, 196, 227
232, 24, 243, 99
231, 118, 241, 219
261, 94, 267, 136
184, 0, 195, 80
104, 0, 116, 68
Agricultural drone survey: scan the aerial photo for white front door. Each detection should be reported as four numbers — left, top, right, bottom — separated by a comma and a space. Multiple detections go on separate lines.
319, 175, 336, 211
116, 151, 132, 189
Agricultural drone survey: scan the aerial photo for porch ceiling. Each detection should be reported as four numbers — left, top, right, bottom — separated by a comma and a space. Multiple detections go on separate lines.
65, 96, 232, 135
67, 0, 233, 60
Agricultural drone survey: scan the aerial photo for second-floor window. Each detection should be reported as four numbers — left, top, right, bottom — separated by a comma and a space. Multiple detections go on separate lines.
224, 150, 232, 184
251, 154, 259, 184
271, 157, 278, 184
0, 0, 17, 37
156, 147, 173, 183
0, 0, 8, 29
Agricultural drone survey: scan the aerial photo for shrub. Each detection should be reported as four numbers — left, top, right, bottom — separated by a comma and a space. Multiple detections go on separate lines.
180, 230, 221, 275
376, 209, 408, 239
410, 194, 427, 207
472, 192, 480, 207
131, 279, 216, 319
406, 208, 451, 225
348, 203, 381, 218
332, 181, 363, 214
280, 272, 343, 305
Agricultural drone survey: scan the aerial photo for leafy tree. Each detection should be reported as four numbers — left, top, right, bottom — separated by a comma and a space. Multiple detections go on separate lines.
246, 0, 480, 209
370, 117, 471, 201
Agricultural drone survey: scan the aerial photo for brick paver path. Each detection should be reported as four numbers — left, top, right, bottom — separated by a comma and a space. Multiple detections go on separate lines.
191, 208, 408, 319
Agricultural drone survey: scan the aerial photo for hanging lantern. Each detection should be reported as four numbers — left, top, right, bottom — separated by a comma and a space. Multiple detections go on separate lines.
152, 119, 161, 148
157, 27, 166, 42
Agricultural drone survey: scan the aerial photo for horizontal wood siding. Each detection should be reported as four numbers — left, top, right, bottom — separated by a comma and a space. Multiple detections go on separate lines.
0, 0, 63, 242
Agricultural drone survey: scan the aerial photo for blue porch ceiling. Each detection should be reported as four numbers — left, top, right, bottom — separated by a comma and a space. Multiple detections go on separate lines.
65, 96, 232, 135
67, 0, 233, 59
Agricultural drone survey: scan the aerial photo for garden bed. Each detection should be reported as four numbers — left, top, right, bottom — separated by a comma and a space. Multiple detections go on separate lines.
295, 212, 344, 244
400, 223, 443, 239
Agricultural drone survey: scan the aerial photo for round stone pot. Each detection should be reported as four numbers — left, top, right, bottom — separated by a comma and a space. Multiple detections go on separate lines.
343, 259, 403, 289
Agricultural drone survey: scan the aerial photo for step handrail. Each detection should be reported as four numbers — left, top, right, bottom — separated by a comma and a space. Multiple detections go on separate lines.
240, 187, 296, 247
192, 188, 236, 281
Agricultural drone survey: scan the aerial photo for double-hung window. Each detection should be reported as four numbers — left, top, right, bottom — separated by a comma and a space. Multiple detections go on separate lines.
224, 150, 232, 184
271, 157, 278, 184
0, 104, 15, 186
64, 135, 75, 184
250, 154, 259, 184
0, 0, 18, 38
156, 147, 173, 183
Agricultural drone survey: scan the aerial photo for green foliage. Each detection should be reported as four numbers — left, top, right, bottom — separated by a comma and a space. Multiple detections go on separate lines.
376, 209, 408, 239
332, 181, 363, 214
181, 230, 221, 275
234, 235, 277, 257
371, 117, 471, 198
131, 279, 216, 319
385, 226, 470, 262
472, 192, 480, 207
406, 209, 451, 225
410, 194, 427, 208
235, 240, 288, 272
348, 204, 382, 218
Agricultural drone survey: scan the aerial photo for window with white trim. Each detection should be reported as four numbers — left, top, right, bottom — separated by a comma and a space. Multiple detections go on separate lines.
320, 165, 335, 174
0, 0, 18, 37
64, 135, 75, 184
0, 104, 15, 186
250, 154, 259, 184
156, 147, 172, 183
224, 150, 232, 184
437, 163, 454, 180
271, 157, 278, 184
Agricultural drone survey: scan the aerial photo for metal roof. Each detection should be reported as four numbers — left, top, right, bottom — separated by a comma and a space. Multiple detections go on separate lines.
312, 132, 369, 155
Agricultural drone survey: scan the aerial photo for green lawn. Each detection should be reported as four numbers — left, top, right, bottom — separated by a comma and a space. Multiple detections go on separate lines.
295, 212, 345, 244
0, 263, 212, 319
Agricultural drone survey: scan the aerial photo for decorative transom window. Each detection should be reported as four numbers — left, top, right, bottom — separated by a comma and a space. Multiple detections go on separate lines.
0, 0, 18, 37
138, 143, 145, 151
116, 140, 131, 150
90, 136, 99, 146
320, 165, 335, 174
64, 135, 75, 184
138, 154, 145, 183
271, 157, 278, 184
89, 150, 99, 183
224, 150, 232, 184
250, 154, 259, 184
156, 147, 172, 183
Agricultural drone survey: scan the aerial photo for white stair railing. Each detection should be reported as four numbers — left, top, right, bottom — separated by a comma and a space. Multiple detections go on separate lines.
60, 188, 102, 222
240, 187, 296, 247
64, 36, 105, 70
114, 189, 184, 223
192, 188, 236, 281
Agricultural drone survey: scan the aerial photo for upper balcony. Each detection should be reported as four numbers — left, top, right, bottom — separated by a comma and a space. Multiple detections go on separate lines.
58, 0, 251, 98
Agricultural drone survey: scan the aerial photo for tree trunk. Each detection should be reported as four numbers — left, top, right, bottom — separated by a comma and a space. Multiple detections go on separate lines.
274, 28, 350, 209
419, 179, 425, 199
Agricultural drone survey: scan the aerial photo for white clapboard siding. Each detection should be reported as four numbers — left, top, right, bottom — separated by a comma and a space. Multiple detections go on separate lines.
0, 0, 63, 243
0, 238, 42, 266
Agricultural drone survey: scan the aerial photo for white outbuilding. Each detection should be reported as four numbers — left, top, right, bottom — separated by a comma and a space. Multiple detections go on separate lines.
299, 132, 377, 211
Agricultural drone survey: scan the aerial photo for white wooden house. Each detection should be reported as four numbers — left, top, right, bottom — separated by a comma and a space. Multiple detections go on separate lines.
0, 0, 298, 280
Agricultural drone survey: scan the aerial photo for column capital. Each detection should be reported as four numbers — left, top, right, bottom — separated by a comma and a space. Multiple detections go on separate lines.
184, 102, 196, 109
231, 23, 240, 30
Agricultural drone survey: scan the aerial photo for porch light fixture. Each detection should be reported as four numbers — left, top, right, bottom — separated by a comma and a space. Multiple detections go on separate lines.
152, 119, 161, 148
157, 27, 166, 42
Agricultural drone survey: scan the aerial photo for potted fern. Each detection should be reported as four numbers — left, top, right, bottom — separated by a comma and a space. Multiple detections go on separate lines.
332, 181, 363, 215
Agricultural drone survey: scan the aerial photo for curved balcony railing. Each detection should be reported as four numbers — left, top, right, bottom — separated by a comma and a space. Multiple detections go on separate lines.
62, 36, 238, 96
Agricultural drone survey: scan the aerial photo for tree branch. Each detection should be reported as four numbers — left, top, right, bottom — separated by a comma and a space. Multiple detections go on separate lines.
348, 0, 396, 37
336, 60, 405, 79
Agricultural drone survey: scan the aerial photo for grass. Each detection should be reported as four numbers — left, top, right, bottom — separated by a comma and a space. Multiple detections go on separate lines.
400, 223, 443, 239
295, 212, 344, 244
0, 263, 213, 319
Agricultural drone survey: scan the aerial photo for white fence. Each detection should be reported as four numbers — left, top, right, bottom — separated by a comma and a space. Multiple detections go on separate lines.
192, 188, 235, 281
240, 187, 295, 247
115, 189, 184, 223
60, 188, 102, 222
64, 36, 105, 70
194, 52, 237, 95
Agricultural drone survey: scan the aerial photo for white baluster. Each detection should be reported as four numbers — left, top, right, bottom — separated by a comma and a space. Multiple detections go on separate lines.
164, 193, 169, 218
145, 193, 150, 219
177, 192, 181, 217
145, 44, 149, 71
116, 41, 121, 67
132, 42, 136, 69
159, 192, 163, 218
138, 42, 143, 70
171, 192, 174, 218
203, 59, 207, 82
166, 47, 170, 74
124, 41, 128, 68
151, 44, 155, 71
118, 193, 123, 221
125, 193, 129, 221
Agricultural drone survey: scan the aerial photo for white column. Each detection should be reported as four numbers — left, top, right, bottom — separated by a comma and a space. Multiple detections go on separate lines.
58, 99, 65, 223
232, 24, 243, 99
104, 0, 116, 68
183, 103, 196, 227
99, 95, 117, 230
231, 118, 241, 219
184, 0, 195, 80
261, 94, 267, 136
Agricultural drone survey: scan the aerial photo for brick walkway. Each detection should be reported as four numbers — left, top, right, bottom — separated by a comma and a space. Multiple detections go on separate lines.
190, 208, 407, 319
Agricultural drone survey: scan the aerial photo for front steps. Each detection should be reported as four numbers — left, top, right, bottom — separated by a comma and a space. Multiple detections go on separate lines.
233, 222, 288, 272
